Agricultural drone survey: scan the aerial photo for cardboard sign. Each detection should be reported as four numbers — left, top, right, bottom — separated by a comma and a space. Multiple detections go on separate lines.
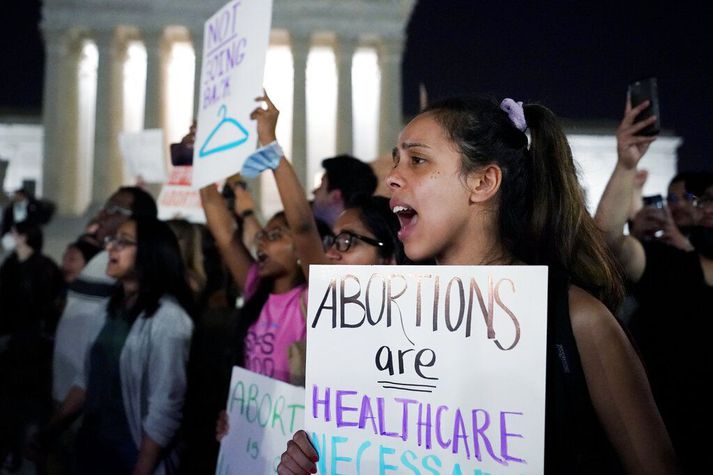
305, 265, 549, 474
118, 129, 167, 183
216, 366, 306, 475
192, 0, 273, 189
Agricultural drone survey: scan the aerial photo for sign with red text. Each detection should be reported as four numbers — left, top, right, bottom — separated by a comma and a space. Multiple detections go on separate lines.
157, 166, 206, 223
216, 366, 306, 475
193, 0, 273, 189
305, 265, 549, 474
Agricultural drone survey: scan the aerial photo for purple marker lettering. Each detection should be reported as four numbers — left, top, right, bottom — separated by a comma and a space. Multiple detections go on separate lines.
417, 402, 433, 449
471, 408, 505, 465
358, 395, 378, 434
336, 390, 358, 428
436, 405, 452, 449
377, 398, 400, 438
312, 385, 331, 421
394, 398, 418, 442
500, 411, 526, 464
452, 409, 471, 459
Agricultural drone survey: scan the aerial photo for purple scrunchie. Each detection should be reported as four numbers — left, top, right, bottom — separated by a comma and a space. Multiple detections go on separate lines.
500, 98, 527, 132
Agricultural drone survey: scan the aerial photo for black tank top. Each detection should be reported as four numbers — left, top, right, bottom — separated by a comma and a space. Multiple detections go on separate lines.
544, 269, 623, 474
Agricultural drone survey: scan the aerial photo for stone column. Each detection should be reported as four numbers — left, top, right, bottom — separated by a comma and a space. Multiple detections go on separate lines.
41, 28, 68, 210
143, 29, 167, 130
42, 29, 92, 214
335, 35, 358, 156
190, 26, 204, 118
91, 29, 125, 204
378, 36, 405, 156
290, 32, 311, 187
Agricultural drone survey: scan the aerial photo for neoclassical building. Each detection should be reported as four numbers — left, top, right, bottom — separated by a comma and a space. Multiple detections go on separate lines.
41, 0, 415, 215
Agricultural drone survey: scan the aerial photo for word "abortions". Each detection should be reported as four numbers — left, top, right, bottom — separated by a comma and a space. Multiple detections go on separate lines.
312, 272, 522, 351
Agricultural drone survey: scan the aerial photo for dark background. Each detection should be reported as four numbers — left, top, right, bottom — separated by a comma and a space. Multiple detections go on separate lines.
3, 0, 711, 171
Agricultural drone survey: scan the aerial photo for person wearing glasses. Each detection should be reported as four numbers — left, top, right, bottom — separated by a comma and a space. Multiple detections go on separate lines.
30, 217, 194, 475
200, 183, 307, 385
47, 187, 157, 474
596, 99, 713, 472
629, 171, 713, 251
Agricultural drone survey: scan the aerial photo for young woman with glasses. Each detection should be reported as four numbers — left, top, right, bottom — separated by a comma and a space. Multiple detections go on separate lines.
200, 181, 307, 385
30, 217, 194, 474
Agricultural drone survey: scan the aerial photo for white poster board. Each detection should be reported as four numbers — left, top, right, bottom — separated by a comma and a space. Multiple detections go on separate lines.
192, 0, 273, 189
216, 366, 306, 475
305, 265, 549, 474
118, 129, 167, 183
157, 166, 206, 223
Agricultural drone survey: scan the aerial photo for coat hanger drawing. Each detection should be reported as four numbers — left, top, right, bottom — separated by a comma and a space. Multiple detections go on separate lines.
198, 105, 249, 158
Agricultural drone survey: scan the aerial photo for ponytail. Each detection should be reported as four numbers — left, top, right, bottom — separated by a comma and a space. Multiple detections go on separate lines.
524, 104, 623, 310
425, 97, 623, 311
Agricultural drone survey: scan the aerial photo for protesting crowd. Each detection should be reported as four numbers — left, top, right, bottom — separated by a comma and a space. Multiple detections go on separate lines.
0, 87, 710, 475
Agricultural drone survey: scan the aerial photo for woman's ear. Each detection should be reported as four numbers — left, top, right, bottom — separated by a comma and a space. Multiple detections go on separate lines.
466, 164, 502, 204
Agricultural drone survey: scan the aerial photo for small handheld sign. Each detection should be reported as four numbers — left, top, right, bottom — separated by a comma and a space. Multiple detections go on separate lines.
193, 0, 273, 189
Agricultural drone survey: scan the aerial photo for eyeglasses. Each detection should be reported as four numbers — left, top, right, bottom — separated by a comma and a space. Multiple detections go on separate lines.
695, 196, 713, 210
103, 205, 132, 216
255, 227, 286, 242
323, 231, 384, 252
104, 235, 137, 250
666, 192, 697, 205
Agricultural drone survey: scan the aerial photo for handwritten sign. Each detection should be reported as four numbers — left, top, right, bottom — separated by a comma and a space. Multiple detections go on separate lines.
118, 129, 167, 183
192, 0, 273, 189
157, 166, 205, 223
305, 265, 549, 474
216, 366, 306, 475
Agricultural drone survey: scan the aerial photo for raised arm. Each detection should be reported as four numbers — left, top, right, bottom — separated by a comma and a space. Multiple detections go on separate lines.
200, 184, 254, 292
569, 287, 679, 474
594, 99, 657, 282
250, 93, 329, 278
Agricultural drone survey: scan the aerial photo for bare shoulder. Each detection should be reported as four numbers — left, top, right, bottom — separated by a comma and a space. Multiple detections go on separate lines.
567, 285, 621, 339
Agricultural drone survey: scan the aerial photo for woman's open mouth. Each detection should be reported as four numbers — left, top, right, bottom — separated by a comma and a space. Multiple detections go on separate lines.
392, 203, 418, 240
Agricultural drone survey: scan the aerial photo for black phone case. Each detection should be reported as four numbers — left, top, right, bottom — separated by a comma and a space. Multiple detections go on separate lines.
628, 77, 661, 136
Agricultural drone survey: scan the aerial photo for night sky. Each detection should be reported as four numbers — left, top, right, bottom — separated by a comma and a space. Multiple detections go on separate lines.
2, 0, 711, 171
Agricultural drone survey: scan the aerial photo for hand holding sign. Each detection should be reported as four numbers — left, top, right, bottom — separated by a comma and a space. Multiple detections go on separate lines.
278, 430, 318, 474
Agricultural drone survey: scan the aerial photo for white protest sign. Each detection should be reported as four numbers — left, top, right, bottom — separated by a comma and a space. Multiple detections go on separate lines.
193, 0, 273, 189
216, 366, 306, 475
157, 166, 205, 223
118, 129, 167, 183
305, 265, 549, 475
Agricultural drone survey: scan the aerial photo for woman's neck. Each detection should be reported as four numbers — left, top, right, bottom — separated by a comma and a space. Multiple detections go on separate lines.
272, 272, 301, 294
122, 279, 139, 303
436, 219, 511, 266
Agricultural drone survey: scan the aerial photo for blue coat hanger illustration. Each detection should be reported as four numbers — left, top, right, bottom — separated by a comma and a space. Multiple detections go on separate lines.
199, 105, 250, 158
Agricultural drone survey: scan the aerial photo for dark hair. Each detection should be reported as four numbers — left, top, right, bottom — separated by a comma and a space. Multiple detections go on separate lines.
119, 186, 158, 219
68, 238, 100, 263
671, 171, 713, 197
322, 155, 377, 206
108, 217, 194, 320
233, 211, 306, 367
346, 195, 410, 265
13, 220, 43, 252
423, 97, 623, 311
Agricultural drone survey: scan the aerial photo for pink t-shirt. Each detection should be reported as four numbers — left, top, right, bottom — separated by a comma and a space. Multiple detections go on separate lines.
243, 264, 307, 383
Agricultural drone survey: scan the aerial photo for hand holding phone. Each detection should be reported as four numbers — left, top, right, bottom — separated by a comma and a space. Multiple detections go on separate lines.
628, 77, 661, 136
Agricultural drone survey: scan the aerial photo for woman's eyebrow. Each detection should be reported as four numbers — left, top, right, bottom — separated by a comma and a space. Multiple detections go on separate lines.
402, 142, 430, 149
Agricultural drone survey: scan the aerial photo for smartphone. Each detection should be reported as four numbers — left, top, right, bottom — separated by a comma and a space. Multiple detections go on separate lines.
628, 77, 660, 136
642, 194, 666, 238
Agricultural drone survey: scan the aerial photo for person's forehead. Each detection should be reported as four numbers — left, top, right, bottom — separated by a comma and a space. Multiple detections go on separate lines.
668, 180, 686, 194
117, 220, 136, 236
334, 209, 371, 236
